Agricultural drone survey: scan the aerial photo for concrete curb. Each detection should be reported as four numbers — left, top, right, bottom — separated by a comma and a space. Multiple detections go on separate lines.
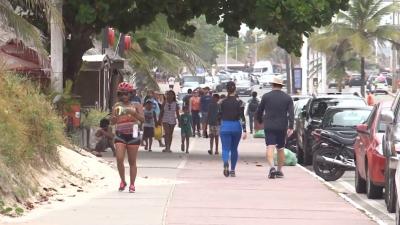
296, 164, 388, 225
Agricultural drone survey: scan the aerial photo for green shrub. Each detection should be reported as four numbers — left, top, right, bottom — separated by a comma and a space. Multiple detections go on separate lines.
0, 72, 66, 204
80, 109, 109, 128
0, 73, 64, 165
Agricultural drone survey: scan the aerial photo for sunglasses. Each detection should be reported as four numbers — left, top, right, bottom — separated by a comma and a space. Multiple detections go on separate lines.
118, 92, 129, 97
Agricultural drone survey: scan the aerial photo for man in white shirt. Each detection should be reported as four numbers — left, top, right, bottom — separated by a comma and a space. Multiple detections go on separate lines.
168, 76, 176, 90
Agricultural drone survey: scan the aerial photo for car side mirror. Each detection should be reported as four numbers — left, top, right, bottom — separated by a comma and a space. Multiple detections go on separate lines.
381, 110, 394, 125
356, 124, 369, 134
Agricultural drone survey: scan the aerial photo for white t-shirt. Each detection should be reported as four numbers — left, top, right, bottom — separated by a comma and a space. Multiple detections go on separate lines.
168, 77, 175, 85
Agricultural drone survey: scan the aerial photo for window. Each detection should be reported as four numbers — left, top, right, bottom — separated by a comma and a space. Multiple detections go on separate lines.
323, 109, 371, 128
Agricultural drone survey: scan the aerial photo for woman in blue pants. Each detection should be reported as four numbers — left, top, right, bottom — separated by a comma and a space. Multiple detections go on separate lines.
219, 81, 247, 177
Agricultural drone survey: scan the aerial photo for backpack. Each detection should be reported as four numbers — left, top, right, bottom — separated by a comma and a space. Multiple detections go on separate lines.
248, 98, 259, 112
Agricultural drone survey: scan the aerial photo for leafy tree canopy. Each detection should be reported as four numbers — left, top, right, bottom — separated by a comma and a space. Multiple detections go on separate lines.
66, 0, 349, 56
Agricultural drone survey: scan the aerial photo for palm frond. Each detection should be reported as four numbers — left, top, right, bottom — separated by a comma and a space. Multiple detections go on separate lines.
370, 2, 399, 22
0, 1, 45, 54
373, 25, 400, 45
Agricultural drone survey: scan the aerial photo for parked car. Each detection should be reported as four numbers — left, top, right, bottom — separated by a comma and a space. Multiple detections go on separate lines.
180, 81, 200, 94
349, 74, 363, 87
287, 97, 311, 152
258, 74, 276, 88
371, 76, 389, 94
236, 79, 253, 96
201, 76, 220, 91
312, 106, 371, 181
354, 102, 391, 199
296, 94, 367, 165
215, 74, 231, 92
382, 93, 400, 213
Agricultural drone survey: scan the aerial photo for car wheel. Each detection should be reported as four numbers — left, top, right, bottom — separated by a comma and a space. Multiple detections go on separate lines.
366, 166, 383, 199
385, 164, 397, 213
303, 138, 313, 166
355, 163, 366, 193
396, 199, 400, 225
297, 141, 304, 164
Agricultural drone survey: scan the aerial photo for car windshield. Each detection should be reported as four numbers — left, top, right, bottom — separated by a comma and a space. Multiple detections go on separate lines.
323, 109, 371, 128
182, 76, 205, 83
310, 98, 366, 118
183, 82, 199, 87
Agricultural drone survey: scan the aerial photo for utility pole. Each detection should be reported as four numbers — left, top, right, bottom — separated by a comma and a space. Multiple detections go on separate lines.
255, 34, 258, 63
50, 0, 63, 93
300, 36, 309, 95
225, 34, 228, 70
392, 7, 398, 93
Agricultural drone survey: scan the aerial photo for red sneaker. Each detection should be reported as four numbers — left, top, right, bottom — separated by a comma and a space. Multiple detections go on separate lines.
119, 181, 127, 191
129, 185, 135, 193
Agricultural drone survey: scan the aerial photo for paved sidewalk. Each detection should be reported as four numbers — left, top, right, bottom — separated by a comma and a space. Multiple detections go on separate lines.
4, 132, 377, 225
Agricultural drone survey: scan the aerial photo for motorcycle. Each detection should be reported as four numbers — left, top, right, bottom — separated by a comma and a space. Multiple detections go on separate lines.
311, 129, 356, 181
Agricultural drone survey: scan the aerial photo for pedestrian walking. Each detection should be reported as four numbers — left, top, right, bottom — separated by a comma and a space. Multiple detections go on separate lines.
246, 92, 260, 134
182, 89, 193, 109
190, 90, 201, 137
366, 90, 375, 106
207, 94, 220, 155
200, 87, 212, 138
154, 91, 165, 148
219, 81, 247, 177
159, 90, 180, 152
256, 77, 294, 179
180, 105, 192, 153
130, 88, 142, 104
168, 76, 176, 90
143, 100, 157, 152
111, 82, 144, 193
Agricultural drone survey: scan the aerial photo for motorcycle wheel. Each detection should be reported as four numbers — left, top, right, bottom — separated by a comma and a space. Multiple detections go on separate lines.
312, 148, 346, 181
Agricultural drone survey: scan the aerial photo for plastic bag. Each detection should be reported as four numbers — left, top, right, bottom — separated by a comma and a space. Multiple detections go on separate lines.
274, 148, 298, 166
253, 130, 265, 138
154, 126, 162, 140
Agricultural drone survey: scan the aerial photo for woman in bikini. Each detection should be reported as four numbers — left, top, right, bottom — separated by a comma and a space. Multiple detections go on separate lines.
111, 82, 144, 193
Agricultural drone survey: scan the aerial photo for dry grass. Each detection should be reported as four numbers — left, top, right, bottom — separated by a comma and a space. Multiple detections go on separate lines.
0, 72, 65, 203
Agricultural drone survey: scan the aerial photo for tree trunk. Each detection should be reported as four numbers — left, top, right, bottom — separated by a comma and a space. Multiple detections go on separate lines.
285, 53, 291, 94
360, 57, 366, 97
63, 29, 93, 83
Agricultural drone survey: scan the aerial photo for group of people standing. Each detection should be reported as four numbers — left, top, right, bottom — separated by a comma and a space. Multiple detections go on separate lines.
106, 75, 294, 193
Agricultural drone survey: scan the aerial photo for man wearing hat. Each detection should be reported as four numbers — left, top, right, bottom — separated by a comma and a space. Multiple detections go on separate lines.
256, 76, 294, 179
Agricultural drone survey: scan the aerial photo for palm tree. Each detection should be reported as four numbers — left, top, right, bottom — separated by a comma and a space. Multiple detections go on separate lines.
312, 0, 400, 96
0, 0, 62, 55
126, 16, 207, 91
311, 34, 360, 91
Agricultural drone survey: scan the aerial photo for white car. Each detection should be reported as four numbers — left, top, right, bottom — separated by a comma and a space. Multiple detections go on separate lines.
371, 77, 389, 94
259, 74, 276, 88
201, 76, 220, 91
181, 82, 199, 94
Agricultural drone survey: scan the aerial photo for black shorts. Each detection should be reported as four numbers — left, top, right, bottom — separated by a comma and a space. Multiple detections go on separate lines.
169, 84, 174, 89
143, 127, 154, 139
264, 129, 286, 149
114, 132, 141, 145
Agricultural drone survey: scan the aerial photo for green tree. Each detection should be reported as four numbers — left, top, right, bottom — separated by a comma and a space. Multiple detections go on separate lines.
127, 16, 206, 90
311, 0, 400, 96
18, 0, 349, 83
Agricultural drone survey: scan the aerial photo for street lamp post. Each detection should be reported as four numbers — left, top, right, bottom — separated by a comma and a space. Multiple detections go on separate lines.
225, 34, 228, 70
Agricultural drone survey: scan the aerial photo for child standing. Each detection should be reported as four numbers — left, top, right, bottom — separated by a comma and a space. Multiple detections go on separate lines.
143, 100, 157, 151
180, 105, 192, 153
207, 94, 220, 155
